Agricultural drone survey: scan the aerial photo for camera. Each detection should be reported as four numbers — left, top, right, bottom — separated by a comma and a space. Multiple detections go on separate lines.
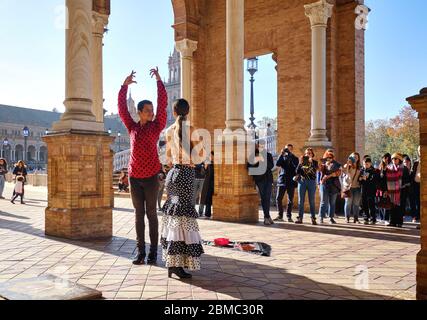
282, 148, 290, 156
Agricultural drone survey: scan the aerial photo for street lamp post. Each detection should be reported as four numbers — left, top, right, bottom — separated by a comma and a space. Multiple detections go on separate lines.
23, 126, 30, 162
247, 57, 258, 138
2, 138, 8, 164
118, 131, 121, 152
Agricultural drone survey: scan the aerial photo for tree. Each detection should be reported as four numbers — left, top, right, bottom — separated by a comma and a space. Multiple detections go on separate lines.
365, 106, 419, 165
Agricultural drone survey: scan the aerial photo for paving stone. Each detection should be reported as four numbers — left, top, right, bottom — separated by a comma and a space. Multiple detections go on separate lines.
0, 184, 418, 300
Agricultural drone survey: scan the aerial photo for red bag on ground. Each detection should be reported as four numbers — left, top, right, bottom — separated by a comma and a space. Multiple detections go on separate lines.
214, 238, 230, 246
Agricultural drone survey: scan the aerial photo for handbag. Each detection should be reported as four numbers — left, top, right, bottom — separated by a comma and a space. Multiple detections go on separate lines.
341, 168, 358, 199
341, 189, 352, 199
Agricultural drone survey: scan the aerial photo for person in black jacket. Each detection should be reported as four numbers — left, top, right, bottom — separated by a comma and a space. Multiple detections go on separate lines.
248, 143, 275, 225
200, 151, 215, 218
359, 158, 379, 224
12, 160, 28, 204
273, 144, 299, 222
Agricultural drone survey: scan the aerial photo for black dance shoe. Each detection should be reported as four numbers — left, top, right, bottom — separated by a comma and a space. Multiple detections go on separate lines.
168, 267, 192, 279
132, 252, 146, 265
146, 252, 157, 265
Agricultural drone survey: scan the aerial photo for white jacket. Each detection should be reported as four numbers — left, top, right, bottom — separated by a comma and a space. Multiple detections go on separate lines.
14, 181, 24, 194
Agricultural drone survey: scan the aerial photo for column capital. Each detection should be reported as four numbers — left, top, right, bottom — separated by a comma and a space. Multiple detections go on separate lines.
304, 0, 333, 28
92, 12, 109, 37
175, 39, 198, 58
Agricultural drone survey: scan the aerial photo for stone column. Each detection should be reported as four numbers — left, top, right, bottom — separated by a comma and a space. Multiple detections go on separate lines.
407, 87, 427, 300
304, 0, 333, 147
212, 0, 259, 223
225, 0, 245, 131
43, 0, 114, 240
52, 0, 103, 132
92, 11, 109, 124
175, 39, 198, 103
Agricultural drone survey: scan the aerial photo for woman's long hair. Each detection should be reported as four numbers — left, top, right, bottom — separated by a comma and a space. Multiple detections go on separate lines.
16, 160, 26, 168
0, 158, 7, 169
352, 152, 361, 169
173, 99, 190, 145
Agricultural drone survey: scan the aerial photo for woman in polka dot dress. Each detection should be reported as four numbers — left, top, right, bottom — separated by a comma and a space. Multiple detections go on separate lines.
161, 99, 204, 279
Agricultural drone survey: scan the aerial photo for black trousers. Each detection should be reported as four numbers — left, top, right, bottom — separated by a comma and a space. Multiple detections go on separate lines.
204, 185, 214, 218
362, 194, 376, 222
11, 192, 24, 203
412, 182, 420, 220
276, 185, 295, 218
130, 175, 159, 253
390, 205, 404, 226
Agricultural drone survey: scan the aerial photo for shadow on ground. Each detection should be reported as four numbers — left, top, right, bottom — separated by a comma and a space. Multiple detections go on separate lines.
0, 211, 402, 300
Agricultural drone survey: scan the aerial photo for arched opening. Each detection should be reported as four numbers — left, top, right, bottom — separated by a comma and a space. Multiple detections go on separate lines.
15, 145, 23, 162
2, 144, 11, 165
27, 145, 36, 162
244, 53, 278, 156
39, 146, 47, 164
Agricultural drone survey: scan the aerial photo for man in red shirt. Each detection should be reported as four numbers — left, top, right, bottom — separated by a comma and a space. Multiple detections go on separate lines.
118, 68, 167, 265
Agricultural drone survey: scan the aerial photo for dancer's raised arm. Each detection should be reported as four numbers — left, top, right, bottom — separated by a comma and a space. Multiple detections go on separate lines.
118, 70, 138, 131
150, 67, 168, 134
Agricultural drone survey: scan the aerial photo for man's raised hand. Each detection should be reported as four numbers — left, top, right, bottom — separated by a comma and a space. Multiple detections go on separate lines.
123, 70, 137, 86
150, 67, 161, 81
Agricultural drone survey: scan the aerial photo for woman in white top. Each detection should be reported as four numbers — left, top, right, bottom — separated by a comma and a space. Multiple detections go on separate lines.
342, 152, 362, 223
161, 98, 204, 279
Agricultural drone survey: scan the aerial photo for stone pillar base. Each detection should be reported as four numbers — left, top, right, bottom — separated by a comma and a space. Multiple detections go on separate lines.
417, 250, 427, 300
213, 192, 259, 223
212, 139, 259, 223
43, 131, 114, 240
45, 207, 112, 240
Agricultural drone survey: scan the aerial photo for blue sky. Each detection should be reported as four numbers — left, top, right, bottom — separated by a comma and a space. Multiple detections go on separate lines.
0, 0, 426, 124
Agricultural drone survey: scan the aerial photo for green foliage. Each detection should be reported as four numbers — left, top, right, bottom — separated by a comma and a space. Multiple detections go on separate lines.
365, 106, 419, 165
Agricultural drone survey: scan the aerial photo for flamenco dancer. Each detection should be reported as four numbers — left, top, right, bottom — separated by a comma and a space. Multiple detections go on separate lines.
161, 98, 204, 279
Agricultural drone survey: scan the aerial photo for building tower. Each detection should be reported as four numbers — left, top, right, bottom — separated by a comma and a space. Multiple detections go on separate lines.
165, 48, 181, 127
127, 90, 139, 123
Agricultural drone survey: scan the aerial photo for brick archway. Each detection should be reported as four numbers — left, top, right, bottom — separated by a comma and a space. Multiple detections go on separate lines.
92, 0, 200, 41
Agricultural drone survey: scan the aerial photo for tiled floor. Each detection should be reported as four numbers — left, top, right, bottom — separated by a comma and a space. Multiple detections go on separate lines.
0, 183, 419, 300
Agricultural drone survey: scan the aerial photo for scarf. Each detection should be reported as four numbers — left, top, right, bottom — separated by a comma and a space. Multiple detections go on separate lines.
386, 163, 403, 206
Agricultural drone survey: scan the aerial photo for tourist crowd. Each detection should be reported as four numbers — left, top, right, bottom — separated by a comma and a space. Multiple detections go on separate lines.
247, 144, 420, 228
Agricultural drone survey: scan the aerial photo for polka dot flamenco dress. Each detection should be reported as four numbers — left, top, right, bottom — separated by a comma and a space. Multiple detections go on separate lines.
161, 125, 204, 270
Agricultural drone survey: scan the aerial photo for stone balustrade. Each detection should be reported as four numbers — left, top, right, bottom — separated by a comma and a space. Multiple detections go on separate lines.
5, 173, 48, 186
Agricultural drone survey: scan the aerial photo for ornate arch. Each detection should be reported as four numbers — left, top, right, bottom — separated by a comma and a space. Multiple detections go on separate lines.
171, 0, 201, 41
